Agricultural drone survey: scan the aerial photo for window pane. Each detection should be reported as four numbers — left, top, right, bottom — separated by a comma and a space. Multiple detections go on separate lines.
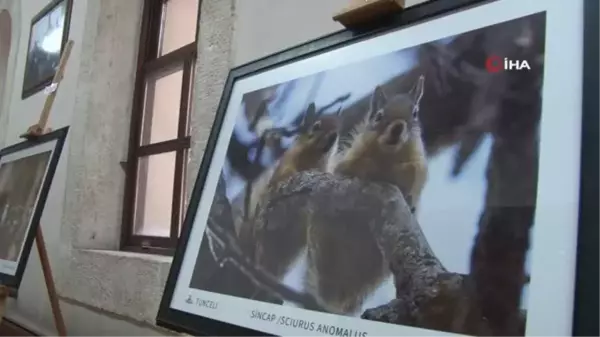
133, 152, 176, 237
141, 65, 183, 145
159, 0, 199, 56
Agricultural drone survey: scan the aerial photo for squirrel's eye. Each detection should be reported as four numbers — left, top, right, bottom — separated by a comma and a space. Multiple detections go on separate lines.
373, 111, 384, 123
310, 120, 322, 134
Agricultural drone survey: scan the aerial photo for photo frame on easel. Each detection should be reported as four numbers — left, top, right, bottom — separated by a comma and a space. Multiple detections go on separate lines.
0, 127, 68, 290
22, 0, 72, 99
157, 0, 598, 335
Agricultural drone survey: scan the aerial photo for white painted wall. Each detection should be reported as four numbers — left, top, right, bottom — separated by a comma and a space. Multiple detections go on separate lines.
0, 0, 430, 335
233, 0, 430, 65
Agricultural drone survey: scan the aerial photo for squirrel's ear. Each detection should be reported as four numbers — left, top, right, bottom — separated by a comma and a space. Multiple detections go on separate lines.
409, 75, 425, 110
249, 99, 268, 131
370, 85, 388, 115
302, 102, 317, 127
307, 102, 316, 116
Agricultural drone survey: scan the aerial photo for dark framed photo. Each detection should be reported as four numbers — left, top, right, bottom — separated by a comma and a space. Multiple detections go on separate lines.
0, 127, 69, 290
157, 0, 598, 335
22, 0, 72, 99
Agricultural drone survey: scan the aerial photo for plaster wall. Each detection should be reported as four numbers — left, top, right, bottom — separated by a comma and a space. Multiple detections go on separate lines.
232, 0, 429, 66
0, 0, 429, 335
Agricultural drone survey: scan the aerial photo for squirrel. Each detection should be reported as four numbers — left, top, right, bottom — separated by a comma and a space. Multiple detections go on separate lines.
267, 104, 340, 188
238, 102, 341, 282
304, 76, 428, 315
335, 75, 427, 212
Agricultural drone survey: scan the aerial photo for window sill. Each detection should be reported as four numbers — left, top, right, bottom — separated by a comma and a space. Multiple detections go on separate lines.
121, 245, 175, 257
82, 248, 174, 262
121, 245, 176, 256
57, 248, 173, 325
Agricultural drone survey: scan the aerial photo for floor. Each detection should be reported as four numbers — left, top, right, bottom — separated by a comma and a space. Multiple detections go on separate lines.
0, 319, 39, 337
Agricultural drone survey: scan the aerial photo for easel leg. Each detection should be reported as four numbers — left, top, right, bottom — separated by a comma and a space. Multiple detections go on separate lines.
36, 227, 67, 336
0, 286, 7, 325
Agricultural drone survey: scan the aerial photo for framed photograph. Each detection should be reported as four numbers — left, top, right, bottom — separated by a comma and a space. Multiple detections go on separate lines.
22, 0, 72, 99
157, 0, 598, 335
0, 127, 69, 290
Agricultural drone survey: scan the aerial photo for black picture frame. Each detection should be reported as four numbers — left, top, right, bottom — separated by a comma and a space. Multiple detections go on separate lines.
572, 0, 600, 335
0, 127, 69, 290
157, 0, 599, 335
21, 0, 72, 99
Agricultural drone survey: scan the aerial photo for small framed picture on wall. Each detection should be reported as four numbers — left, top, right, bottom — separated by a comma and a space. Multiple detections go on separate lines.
22, 0, 72, 99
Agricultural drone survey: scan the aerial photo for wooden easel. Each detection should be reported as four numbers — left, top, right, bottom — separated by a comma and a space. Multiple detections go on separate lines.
0, 40, 74, 336
0, 286, 7, 325
333, 0, 405, 28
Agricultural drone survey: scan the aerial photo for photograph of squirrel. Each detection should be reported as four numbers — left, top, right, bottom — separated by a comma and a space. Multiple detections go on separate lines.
189, 12, 547, 334
238, 102, 341, 282
236, 76, 428, 314
305, 76, 428, 314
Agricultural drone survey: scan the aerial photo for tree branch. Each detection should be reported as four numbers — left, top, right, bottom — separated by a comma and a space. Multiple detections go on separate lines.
205, 218, 327, 312
193, 175, 327, 311
257, 171, 490, 335
316, 93, 351, 116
